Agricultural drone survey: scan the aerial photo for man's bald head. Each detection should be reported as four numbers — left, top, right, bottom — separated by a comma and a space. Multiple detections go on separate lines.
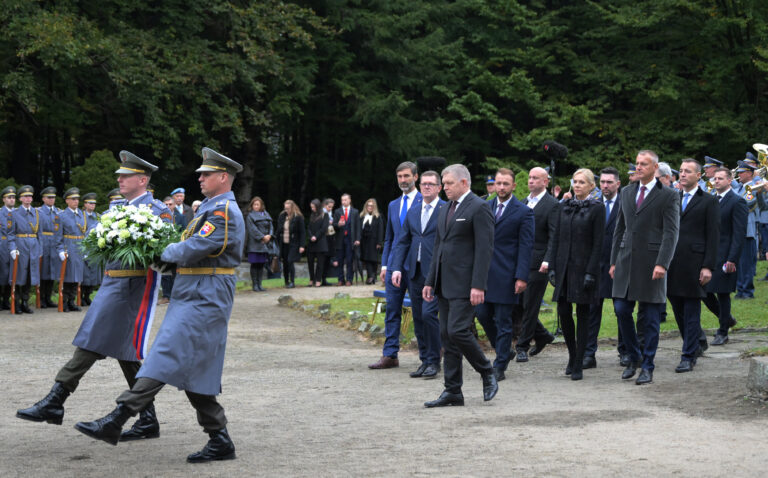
528, 167, 550, 195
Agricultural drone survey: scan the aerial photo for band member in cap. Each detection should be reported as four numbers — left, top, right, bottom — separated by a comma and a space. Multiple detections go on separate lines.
106, 188, 123, 206
80, 193, 101, 305
171, 187, 194, 227
54, 188, 85, 312
7, 185, 42, 314
75, 147, 244, 463
16, 151, 172, 442
481, 175, 496, 200
732, 158, 766, 299
37, 187, 61, 308
0, 186, 16, 310
700, 156, 722, 192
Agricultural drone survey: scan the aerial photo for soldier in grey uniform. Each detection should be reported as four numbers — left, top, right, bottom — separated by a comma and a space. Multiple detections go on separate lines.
55, 188, 86, 312
37, 187, 60, 308
732, 158, 767, 299
0, 186, 16, 310
16, 152, 172, 442
7, 185, 43, 314
80, 193, 102, 305
75, 147, 244, 464
106, 188, 123, 210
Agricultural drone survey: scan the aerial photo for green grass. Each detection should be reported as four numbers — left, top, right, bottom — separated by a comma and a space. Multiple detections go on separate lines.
300, 261, 768, 341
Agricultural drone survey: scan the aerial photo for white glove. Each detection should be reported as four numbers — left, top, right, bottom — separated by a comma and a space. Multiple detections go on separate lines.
150, 262, 174, 275
59, 251, 67, 261
10, 250, 18, 260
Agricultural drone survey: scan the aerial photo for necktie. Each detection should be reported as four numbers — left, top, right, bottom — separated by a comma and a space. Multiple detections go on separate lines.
399, 195, 409, 226
636, 186, 647, 208
605, 199, 612, 222
495, 203, 504, 221
421, 203, 431, 233
682, 193, 691, 211
445, 201, 457, 225
343, 208, 348, 236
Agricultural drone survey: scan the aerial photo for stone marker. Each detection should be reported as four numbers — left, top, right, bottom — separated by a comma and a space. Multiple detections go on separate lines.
746, 357, 768, 400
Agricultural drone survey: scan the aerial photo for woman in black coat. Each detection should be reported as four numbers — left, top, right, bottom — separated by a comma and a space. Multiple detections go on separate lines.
245, 196, 273, 292
359, 198, 384, 284
550, 169, 605, 380
276, 200, 306, 288
306, 199, 329, 287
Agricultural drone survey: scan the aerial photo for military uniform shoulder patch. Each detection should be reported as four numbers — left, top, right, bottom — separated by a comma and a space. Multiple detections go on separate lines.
199, 221, 216, 237
213, 210, 228, 219
160, 213, 172, 221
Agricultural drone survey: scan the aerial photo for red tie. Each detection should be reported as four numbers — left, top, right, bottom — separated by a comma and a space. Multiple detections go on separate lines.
344, 208, 349, 236
636, 186, 647, 208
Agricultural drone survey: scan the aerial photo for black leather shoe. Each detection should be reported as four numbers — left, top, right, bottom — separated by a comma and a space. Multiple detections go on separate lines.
120, 404, 160, 441
16, 382, 70, 425
565, 361, 573, 375
74, 404, 134, 446
21, 301, 33, 314
529, 332, 555, 356
515, 350, 529, 363
493, 367, 505, 382
67, 300, 81, 312
622, 361, 640, 380
421, 363, 440, 379
636, 368, 653, 385
711, 334, 729, 346
409, 363, 428, 378
15, 303, 23, 314
424, 390, 464, 408
482, 373, 498, 401
286, 282, 295, 289
187, 428, 236, 463
728, 316, 737, 328
675, 360, 694, 373
43, 298, 56, 308
582, 356, 597, 369
695, 346, 705, 358
571, 370, 583, 381
619, 354, 631, 367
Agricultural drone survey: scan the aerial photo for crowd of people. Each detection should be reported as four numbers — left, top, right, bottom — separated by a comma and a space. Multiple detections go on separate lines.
364, 150, 766, 407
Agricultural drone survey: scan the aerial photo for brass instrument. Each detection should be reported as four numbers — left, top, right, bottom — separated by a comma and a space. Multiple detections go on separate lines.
745, 166, 767, 195
753, 143, 768, 167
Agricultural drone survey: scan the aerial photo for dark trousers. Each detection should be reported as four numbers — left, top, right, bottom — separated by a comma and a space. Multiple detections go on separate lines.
475, 302, 515, 371
703, 292, 733, 336
117, 377, 227, 432
585, 298, 606, 358
280, 246, 295, 283
759, 222, 768, 259
439, 297, 493, 393
668, 295, 702, 361
382, 269, 408, 358
54, 347, 141, 394
614, 298, 664, 372
307, 252, 325, 284
408, 264, 441, 365
14, 283, 31, 302
736, 237, 756, 297
514, 270, 552, 352
335, 237, 354, 282
322, 239, 334, 283
363, 260, 378, 281
558, 300, 590, 372
161, 270, 176, 298
63, 282, 79, 302
616, 302, 647, 356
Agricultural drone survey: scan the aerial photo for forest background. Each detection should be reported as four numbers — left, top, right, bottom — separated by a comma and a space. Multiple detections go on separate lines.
1, 0, 767, 212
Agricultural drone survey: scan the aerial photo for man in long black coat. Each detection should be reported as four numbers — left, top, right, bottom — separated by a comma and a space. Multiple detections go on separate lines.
666, 159, 720, 373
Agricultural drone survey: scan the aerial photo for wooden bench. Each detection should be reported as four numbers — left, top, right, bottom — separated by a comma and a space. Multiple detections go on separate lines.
372, 289, 413, 338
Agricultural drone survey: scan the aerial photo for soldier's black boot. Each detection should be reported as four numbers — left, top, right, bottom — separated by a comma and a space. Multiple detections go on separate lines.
74, 403, 134, 446
15, 298, 23, 315
250, 266, 259, 291
81, 286, 92, 306
187, 428, 236, 463
16, 382, 70, 425
20, 300, 33, 314
67, 298, 81, 312
119, 404, 160, 441
43, 281, 56, 308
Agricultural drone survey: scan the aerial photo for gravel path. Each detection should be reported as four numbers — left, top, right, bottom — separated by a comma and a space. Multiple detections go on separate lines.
2, 284, 767, 477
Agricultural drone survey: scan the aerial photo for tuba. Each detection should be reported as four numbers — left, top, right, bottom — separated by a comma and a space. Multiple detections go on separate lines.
745, 143, 768, 194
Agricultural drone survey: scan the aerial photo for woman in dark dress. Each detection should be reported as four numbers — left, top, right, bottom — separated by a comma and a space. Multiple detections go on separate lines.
276, 200, 306, 288
359, 198, 384, 284
245, 196, 273, 291
550, 169, 605, 380
306, 199, 329, 287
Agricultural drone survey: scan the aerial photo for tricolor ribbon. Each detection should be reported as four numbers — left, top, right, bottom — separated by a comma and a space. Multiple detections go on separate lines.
132, 269, 160, 360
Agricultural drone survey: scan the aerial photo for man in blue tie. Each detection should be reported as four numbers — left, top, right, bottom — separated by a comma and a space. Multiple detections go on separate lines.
369, 161, 422, 369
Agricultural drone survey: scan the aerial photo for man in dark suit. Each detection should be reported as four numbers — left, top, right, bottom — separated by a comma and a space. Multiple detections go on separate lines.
369, 162, 421, 369
584, 167, 621, 369
667, 159, 720, 372
703, 167, 748, 345
610, 150, 680, 385
321, 198, 335, 285
475, 169, 534, 381
423, 164, 497, 407
513, 167, 558, 362
333, 193, 360, 286
391, 170, 445, 378
171, 188, 194, 228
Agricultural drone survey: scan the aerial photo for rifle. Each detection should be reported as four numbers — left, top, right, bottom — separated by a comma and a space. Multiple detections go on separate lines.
76, 283, 81, 307
10, 256, 18, 314
36, 256, 41, 308
58, 257, 67, 312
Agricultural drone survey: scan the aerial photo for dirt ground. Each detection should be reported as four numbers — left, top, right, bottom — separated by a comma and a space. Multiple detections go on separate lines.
2, 284, 768, 477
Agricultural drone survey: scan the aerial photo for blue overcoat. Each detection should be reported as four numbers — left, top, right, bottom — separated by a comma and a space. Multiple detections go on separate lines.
37, 205, 61, 280
7, 206, 43, 286
0, 206, 14, 284
55, 208, 86, 283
